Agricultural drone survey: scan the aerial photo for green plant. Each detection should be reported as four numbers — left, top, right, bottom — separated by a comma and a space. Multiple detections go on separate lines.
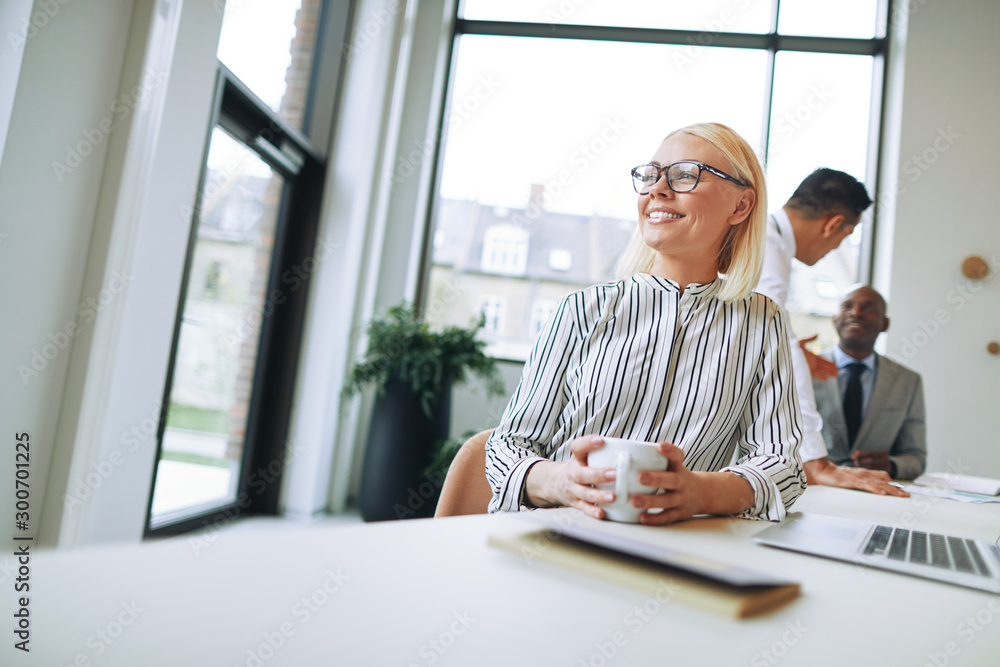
345, 303, 505, 418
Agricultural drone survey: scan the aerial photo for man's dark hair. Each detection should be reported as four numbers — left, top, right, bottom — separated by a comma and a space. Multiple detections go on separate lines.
785, 168, 872, 223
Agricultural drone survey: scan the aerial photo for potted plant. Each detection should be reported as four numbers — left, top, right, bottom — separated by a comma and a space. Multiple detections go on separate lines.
345, 303, 504, 521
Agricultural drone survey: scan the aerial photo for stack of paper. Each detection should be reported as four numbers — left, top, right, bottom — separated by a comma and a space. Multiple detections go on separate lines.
913, 472, 1000, 496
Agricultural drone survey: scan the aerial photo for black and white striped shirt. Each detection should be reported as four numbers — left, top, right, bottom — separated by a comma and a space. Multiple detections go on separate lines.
485, 273, 806, 521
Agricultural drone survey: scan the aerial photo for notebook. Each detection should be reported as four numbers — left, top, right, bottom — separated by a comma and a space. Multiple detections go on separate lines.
489, 518, 801, 618
754, 512, 1000, 593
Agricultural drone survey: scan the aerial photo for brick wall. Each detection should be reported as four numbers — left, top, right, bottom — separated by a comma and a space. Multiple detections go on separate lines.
226, 0, 323, 463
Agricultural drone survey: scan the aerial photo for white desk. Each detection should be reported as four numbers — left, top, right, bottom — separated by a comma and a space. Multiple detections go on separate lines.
14, 486, 1000, 666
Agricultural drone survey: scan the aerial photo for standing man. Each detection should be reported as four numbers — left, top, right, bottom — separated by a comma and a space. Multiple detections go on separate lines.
757, 168, 907, 496
813, 285, 927, 479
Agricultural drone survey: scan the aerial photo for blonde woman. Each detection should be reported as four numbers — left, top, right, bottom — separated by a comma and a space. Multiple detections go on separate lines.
481, 122, 806, 524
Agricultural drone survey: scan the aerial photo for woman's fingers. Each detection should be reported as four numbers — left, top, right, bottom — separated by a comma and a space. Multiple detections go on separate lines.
569, 498, 606, 520
570, 482, 614, 506
564, 481, 610, 519
543, 451, 615, 510
572, 463, 616, 487
627, 443, 704, 523
638, 470, 680, 490
656, 441, 685, 468
638, 442, 685, 490
570, 434, 606, 459
568, 435, 617, 485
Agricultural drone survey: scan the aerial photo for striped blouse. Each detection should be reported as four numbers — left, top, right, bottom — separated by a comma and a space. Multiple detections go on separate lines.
485, 273, 806, 521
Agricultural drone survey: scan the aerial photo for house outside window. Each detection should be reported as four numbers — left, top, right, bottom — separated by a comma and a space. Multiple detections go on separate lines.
481, 224, 529, 276
478, 295, 506, 337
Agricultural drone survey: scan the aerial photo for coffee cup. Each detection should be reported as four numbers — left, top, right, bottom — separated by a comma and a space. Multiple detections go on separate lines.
587, 437, 669, 523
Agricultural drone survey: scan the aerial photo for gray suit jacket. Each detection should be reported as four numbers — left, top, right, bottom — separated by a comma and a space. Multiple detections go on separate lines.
812, 350, 927, 480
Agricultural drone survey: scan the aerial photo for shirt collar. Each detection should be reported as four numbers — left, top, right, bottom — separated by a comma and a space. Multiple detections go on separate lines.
635, 273, 722, 298
832, 345, 877, 373
770, 209, 797, 257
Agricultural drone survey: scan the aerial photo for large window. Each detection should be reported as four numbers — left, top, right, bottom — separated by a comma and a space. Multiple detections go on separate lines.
147, 0, 351, 534
150, 128, 286, 522
423, 1, 888, 359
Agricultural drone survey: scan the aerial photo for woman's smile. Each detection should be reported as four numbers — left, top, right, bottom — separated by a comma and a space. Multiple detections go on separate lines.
645, 207, 684, 223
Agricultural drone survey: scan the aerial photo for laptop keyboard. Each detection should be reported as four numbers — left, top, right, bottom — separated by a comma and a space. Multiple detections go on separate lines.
863, 525, 992, 577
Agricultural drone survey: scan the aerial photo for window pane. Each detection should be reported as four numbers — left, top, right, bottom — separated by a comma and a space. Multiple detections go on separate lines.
460, 0, 773, 33
426, 35, 767, 359
766, 51, 875, 349
778, 0, 879, 39
216, 0, 320, 128
151, 128, 284, 524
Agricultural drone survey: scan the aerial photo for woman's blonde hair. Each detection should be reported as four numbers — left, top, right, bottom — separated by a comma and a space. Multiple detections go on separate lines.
613, 122, 767, 302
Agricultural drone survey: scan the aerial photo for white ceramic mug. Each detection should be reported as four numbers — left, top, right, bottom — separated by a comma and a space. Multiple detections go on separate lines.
586, 437, 669, 523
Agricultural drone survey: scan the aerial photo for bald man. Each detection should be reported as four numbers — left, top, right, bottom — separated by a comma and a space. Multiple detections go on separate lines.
812, 286, 927, 479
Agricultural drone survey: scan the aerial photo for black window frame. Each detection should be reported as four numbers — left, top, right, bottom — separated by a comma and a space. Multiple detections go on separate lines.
145, 0, 355, 537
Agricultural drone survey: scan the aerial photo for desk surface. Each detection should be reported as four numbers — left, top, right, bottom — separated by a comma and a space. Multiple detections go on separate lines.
13, 486, 1000, 666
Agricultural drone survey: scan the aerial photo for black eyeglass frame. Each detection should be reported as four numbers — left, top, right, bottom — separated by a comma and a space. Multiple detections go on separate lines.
631, 160, 750, 194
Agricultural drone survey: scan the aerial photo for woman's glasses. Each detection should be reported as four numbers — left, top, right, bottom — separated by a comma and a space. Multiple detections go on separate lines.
631, 161, 749, 194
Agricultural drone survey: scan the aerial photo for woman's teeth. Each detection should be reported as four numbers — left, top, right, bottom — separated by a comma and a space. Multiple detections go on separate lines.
648, 211, 683, 220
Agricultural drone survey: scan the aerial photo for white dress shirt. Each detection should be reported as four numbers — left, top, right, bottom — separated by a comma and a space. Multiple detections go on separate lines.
485, 273, 807, 522
756, 210, 829, 463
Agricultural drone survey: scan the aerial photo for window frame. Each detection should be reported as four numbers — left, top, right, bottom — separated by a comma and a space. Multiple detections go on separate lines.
144, 0, 354, 536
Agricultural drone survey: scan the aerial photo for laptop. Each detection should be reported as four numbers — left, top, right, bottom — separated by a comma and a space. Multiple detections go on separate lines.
753, 512, 1000, 594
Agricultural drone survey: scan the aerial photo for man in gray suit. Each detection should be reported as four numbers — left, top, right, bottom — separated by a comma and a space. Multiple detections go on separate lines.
812, 285, 927, 479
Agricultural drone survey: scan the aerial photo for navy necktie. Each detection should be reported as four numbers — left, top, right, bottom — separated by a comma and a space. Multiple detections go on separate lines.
843, 363, 866, 446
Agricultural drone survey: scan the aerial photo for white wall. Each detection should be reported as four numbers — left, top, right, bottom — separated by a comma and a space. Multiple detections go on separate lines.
44, 0, 223, 546
878, 0, 1000, 477
0, 0, 138, 548
0, 0, 223, 548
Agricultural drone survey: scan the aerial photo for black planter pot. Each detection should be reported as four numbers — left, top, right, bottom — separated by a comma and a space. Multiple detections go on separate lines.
358, 374, 451, 521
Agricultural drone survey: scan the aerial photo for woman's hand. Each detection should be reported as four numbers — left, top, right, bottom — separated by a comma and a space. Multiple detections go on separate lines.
523, 435, 617, 519
632, 442, 755, 525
